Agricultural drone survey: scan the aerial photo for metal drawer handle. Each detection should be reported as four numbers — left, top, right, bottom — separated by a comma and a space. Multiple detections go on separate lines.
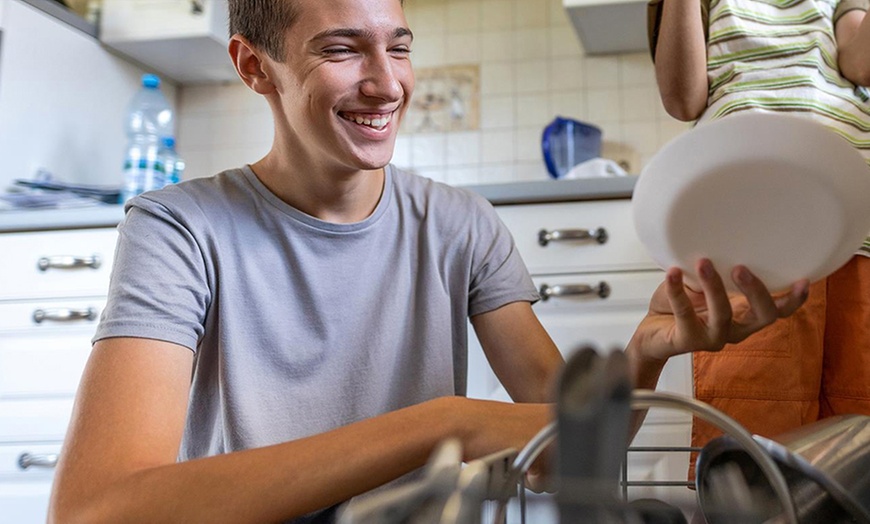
539, 282, 611, 301
191, 0, 204, 14
537, 228, 608, 246
18, 452, 59, 470
33, 307, 97, 324
37, 254, 102, 271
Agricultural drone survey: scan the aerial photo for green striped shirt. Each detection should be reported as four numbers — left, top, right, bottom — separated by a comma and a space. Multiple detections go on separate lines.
702, 0, 870, 254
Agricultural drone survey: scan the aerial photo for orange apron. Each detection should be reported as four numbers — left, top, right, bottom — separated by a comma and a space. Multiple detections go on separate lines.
689, 255, 870, 479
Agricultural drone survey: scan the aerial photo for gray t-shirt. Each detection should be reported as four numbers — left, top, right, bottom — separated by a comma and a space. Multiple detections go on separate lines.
95, 164, 537, 470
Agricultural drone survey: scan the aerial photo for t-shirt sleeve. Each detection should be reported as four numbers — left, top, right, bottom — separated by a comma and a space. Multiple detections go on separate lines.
648, 0, 710, 62
465, 193, 539, 317
834, 0, 869, 22
93, 194, 211, 351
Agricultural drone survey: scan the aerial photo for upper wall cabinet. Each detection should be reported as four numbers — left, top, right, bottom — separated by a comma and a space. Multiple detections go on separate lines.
563, 0, 649, 55
100, 0, 237, 84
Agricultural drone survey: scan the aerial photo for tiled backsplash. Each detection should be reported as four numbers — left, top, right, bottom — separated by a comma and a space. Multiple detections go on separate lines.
176, 0, 692, 185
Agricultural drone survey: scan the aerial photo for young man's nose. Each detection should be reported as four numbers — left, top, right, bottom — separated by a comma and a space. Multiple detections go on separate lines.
359, 54, 404, 101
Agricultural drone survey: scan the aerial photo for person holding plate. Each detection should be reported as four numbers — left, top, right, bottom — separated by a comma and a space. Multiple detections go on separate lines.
648, 0, 870, 475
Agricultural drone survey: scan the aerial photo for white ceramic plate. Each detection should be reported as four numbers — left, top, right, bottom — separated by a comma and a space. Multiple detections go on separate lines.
633, 112, 870, 293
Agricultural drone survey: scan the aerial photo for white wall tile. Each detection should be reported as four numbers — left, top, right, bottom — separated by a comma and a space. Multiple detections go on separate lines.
516, 94, 551, 128
549, 91, 587, 121
445, 33, 481, 65
481, 63, 516, 95
481, 95, 516, 129
515, 61, 550, 93
621, 87, 660, 122
480, 30, 516, 62
549, 56, 585, 90
586, 88, 622, 123
446, 0, 482, 32
549, 26, 584, 57
514, 28, 549, 60
412, 133, 448, 168
515, 128, 544, 162
585, 56, 621, 89
392, 136, 413, 168
514, 0, 549, 28
480, 0, 515, 30
447, 131, 482, 166
481, 130, 516, 163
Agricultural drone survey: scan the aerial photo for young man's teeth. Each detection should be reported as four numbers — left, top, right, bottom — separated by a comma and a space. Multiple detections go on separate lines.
346, 113, 391, 129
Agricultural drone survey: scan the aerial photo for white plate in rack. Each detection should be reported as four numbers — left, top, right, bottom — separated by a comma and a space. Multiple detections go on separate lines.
632, 112, 870, 293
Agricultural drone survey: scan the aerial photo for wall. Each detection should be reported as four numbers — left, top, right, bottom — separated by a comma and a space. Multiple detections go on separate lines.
0, 0, 176, 190
176, 0, 691, 186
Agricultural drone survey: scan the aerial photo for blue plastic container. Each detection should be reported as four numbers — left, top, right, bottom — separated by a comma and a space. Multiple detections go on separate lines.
541, 117, 602, 179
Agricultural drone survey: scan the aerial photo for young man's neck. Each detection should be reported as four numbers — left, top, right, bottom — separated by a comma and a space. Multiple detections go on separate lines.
250, 153, 386, 224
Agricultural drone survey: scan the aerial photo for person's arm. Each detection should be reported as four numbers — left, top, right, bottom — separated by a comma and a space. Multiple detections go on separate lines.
470, 301, 565, 403
653, 0, 710, 121
49, 338, 551, 524
836, 7, 870, 86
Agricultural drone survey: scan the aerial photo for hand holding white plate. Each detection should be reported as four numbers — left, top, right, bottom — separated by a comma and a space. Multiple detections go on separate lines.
633, 113, 870, 293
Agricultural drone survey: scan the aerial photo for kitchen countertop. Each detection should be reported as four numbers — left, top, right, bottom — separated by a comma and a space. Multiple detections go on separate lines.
0, 204, 126, 233
462, 176, 637, 205
0, 177, 638, 232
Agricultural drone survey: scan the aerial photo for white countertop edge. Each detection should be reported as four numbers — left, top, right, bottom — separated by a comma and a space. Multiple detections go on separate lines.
462, 176, 637, 205
0, 204, 126, 233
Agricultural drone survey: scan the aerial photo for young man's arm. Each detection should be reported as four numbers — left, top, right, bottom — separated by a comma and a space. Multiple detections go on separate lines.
652, 0, 709, 120
470, 301, 565, 403
49, 337, 551, 524
837, 7, 870, 86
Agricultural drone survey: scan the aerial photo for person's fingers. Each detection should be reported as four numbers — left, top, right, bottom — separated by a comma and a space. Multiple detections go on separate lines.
730, 265, 779, 337
695, 259, 732, 344
664, 267, 706, 347
773, 279, 810, 318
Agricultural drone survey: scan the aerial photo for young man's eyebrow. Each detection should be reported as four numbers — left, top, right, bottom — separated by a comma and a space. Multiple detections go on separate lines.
309, 27, 414, 42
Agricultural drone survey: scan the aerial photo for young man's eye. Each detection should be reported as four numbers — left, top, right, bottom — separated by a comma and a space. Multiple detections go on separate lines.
323, 47, 354, 55
391, 47, 412, 55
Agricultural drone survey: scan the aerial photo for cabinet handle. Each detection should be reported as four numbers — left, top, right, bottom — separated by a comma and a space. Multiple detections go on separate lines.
191, 0, 204, 14
539, 282, 611, 301
18, 452, 59, 470
37, 254, 102, 271
33, 307, 97, 324
537, 228, 608, 246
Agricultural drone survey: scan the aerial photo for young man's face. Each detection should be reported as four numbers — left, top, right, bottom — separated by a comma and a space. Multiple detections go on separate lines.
274, 0, 414, 173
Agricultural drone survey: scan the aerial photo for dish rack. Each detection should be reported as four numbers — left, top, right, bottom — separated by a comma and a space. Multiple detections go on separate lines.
338, 348, 799, 524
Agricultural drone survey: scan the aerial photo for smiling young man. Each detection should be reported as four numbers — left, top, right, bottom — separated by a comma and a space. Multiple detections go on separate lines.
48, 0, 809, 523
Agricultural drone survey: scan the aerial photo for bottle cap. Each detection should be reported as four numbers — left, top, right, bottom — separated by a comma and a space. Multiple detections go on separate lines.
142, 74, 161, 89
162, 136, 176, 147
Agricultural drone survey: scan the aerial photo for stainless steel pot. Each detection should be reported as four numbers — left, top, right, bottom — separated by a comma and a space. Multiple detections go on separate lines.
696, 414, 870, 524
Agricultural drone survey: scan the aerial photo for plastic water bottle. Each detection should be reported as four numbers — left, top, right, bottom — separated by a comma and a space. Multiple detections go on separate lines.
121, 74, 174, 202
158, 136, 185, 185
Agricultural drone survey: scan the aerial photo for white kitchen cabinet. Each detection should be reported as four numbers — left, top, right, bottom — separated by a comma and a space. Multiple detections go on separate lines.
0, 226, 117, 524
467, 197, 694, 520
564, 0, 648, 55
100, 0, 236, 84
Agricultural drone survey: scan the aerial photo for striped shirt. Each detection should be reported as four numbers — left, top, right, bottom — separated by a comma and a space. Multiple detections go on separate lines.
649, 0, 870, 255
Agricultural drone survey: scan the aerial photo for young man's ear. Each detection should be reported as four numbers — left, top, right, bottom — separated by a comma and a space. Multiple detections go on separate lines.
228, 35, 276, 95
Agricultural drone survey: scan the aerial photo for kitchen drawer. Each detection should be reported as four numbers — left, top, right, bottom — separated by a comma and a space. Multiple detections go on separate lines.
0, 331, 94, 398
0, 228, 117, 301
496, 200, 657, 275
0, 399, 74, 442
0, 442, 60, 481
0, 479, 53, 524
0, 298, 104, 333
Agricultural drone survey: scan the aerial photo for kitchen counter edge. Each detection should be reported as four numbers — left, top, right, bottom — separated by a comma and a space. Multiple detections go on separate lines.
0, 205, 126, 233
462, 176, 637, 205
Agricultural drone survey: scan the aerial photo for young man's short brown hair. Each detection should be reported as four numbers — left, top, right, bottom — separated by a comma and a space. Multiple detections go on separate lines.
227, 0, 405, 63
228, 0, 298, 62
